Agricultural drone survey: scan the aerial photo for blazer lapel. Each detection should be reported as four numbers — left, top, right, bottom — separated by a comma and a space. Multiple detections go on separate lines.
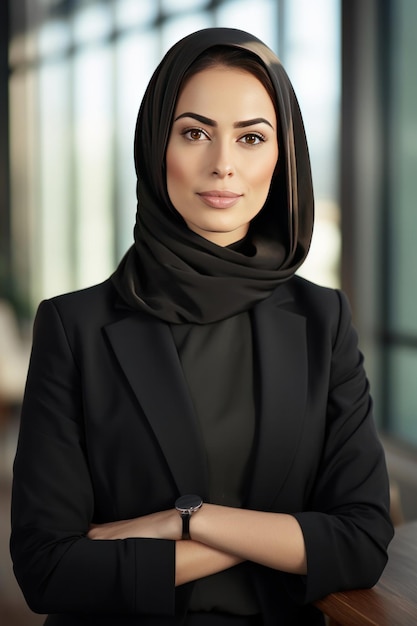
104, 313, 209, 500
246, 286, 308, 510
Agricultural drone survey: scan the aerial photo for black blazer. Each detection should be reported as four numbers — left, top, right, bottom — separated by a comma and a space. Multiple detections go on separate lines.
10, 277, 393, 625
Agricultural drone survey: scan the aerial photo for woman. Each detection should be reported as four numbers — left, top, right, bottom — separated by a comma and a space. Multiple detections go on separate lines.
11, 27, 393, 625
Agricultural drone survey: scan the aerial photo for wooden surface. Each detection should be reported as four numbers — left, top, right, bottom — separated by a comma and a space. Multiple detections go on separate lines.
315, 520, 417, 625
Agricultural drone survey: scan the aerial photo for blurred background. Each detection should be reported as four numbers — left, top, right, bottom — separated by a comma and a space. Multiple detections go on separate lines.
0, 0, 416, 624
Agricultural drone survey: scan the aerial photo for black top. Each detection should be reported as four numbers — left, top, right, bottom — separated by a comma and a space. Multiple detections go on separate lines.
171, 311, 259, 614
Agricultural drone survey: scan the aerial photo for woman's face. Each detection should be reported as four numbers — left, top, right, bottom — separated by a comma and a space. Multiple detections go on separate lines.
166, 66, 278, 246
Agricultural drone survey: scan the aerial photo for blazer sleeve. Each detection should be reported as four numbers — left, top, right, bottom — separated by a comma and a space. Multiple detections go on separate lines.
10, 299, 176, 617
290, 289, 394, 603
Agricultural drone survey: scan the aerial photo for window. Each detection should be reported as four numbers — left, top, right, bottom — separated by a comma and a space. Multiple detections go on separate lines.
384, 0, 417, 445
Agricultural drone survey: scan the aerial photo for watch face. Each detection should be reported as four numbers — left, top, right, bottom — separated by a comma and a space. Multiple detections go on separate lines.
175, 494, 203, 512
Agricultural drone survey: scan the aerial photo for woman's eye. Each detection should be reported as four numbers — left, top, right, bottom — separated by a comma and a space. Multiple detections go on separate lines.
240, 133, 265, 145
183, 128, 208, 141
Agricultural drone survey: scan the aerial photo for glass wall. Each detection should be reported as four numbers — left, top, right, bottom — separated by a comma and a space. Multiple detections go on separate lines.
385, 0, 417, 445
8, 0, 341, 314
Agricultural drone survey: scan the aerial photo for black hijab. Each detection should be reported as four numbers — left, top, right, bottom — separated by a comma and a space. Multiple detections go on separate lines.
111, 28, 314, 324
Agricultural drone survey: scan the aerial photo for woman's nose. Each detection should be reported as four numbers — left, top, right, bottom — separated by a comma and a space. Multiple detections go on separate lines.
210, 141, 234, 178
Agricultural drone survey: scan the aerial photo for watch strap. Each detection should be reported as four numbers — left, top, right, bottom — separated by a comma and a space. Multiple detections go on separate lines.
180, 512, 191, 540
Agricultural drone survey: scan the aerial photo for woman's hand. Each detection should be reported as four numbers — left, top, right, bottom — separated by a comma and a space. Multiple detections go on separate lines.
88, 508, 182, 541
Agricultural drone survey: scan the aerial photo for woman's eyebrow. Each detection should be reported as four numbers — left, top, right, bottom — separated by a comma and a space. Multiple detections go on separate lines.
234, 117, 274, 129
174, 112, 216, 126
174, 112, 274, 129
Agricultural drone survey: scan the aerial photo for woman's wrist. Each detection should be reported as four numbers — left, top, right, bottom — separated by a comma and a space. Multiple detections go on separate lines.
188, 502, 215, 543
175, 495, 203, 540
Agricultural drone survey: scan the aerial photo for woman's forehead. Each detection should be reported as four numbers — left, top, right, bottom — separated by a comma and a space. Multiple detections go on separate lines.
173, 66, 277, 125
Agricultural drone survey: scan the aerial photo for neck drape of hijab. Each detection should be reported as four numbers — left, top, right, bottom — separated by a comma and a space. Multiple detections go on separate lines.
111, 28, 314, 324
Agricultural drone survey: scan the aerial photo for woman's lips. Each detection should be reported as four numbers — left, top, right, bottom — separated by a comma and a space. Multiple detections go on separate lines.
197, 190, 242, 209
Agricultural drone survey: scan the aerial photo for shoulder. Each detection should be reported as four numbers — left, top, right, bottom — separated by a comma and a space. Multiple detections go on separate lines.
48, 278, 114, 311
34, 278, 128, 334
267, 276, 354, 345
272, 275, 349, 317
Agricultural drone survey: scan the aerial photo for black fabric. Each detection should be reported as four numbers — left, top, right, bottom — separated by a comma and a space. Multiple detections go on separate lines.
111, 28, 314, 323
171, 312, 259, 614
185, 613, 262, 625
170, 313, 255, 507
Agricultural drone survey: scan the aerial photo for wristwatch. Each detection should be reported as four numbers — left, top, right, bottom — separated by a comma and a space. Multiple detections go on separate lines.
175, 494, 203, 539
